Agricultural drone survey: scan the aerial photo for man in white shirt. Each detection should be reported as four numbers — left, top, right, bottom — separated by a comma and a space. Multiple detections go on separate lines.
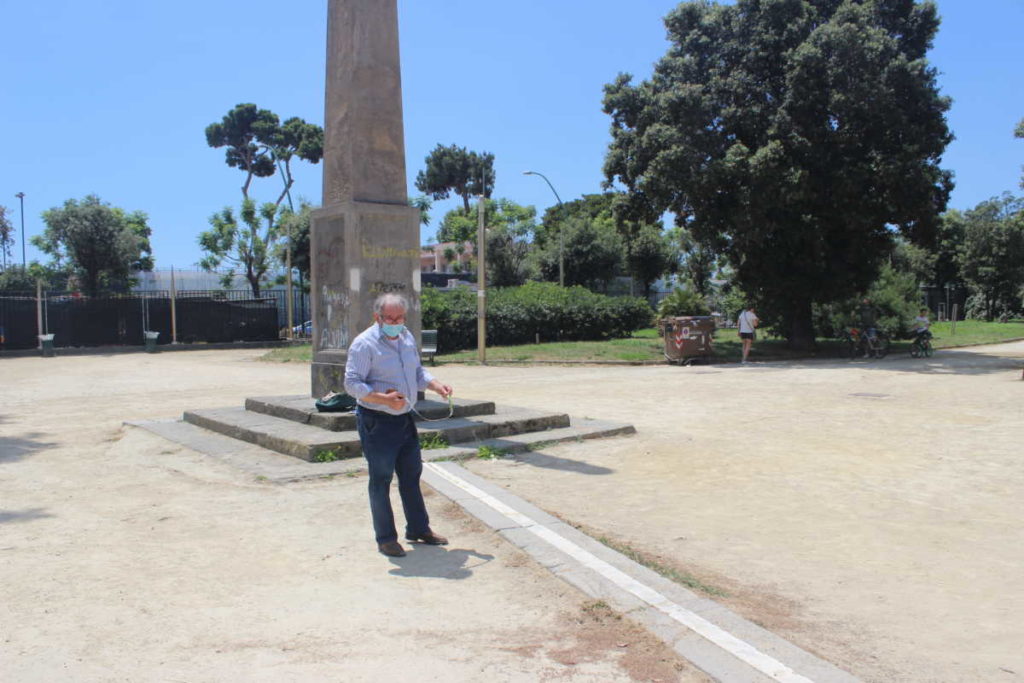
737, 305, 759, 364
344, 293, 453, 558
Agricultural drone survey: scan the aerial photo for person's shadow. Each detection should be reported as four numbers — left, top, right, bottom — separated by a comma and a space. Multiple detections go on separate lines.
387, 545, 494, 579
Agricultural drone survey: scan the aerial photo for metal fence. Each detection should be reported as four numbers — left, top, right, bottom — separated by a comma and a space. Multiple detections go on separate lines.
0, 289, 307, 351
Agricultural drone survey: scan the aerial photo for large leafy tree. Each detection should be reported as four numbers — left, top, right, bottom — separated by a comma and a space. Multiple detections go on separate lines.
34, 195, 153, 296
483, 200, 537, 287
532, 215, 624, 291
276, 200, 315, 284
205, 103, 323, 204
270, 117, 324, 206
415, 144, 495, 214
436, 197, 535, 245
205, 104, 279, 199
204, 104, 322, 294
434, 198, 536, 286
957, 194, 1024, 320
199, 199, 281, 297
673, 227, 718, 297
927, 208, 967, 290
538, 192, 676, 293
625, 224, 677, 298
486, 224, 534, 287
537, 193, 616, 250
603, 0, 953, 348
0, 262, 68, 292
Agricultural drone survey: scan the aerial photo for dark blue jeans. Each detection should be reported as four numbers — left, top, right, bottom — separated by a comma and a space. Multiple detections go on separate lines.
356, 407, 430, 544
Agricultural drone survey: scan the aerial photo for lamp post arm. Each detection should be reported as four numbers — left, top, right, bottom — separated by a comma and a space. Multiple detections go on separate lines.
524, 171, 563, 206
523, 171, 566, 286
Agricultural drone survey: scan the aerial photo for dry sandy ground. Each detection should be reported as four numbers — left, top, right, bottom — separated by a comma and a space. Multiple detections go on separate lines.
450, 344, 1024, 683
3, 343, 1022, 682
1, 350, 701, 682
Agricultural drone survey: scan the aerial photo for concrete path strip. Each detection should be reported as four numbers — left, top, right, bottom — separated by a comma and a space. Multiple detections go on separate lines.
423, 461, 861, 683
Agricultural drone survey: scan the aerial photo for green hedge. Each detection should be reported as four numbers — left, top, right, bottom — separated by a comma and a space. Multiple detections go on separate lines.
421, 282, 652, 353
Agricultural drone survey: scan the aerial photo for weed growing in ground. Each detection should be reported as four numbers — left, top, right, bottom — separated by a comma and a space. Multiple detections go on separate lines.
476, 445, 509, 460
314, 449, 340, 463
419, 432, 449, 450
596, 534, 728, 597
580, 599, 620, 621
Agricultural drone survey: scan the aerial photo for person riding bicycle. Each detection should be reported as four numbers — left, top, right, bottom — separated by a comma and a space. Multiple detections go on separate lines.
913, 307, 932, 343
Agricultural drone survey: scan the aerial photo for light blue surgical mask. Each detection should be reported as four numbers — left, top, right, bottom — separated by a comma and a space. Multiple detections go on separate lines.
380, 322, 405, 338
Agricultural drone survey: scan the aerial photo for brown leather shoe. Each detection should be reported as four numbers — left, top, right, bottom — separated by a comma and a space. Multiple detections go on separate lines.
405, 531, 448, 545
378, 541, 406, 557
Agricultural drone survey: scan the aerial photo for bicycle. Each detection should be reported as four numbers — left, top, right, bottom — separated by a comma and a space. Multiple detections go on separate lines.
909, 330, 933, 358
844, 327, 889, 359
843, 327, 864, 359
865, 328, 889, 358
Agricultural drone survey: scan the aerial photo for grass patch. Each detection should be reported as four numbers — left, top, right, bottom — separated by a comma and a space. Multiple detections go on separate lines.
419, 432, 449, 450
927, 320, 1024, 348
596, 534, 729, 597
257, 322, 1024, 365
259, 343, 312, 363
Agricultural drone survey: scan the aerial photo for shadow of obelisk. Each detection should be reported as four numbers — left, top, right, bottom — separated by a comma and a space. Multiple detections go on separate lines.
310, 0, 421, 397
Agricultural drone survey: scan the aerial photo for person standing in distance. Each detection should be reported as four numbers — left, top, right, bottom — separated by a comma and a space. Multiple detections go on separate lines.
737, 304, 759, 364
344, 293, 453, 557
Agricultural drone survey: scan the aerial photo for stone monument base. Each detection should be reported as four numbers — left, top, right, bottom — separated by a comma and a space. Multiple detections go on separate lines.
309, 200, 421, 397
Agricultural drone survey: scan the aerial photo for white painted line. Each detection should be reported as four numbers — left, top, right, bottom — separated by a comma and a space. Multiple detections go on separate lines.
425, 462, 816, 683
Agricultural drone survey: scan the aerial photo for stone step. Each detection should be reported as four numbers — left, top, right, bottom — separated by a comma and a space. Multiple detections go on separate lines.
415, 406, 571, 445
244, 395, 496, 431
127, 415, 636, 484
183, 407, 363, 462
420, 418, 637, 463
182, 404, 572, 463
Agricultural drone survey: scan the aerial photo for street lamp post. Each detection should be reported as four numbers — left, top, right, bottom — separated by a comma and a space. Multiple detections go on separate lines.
15, 192, 26, 269
523, 171, 565, 287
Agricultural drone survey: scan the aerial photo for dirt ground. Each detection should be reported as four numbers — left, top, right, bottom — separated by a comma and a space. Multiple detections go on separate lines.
0, 350, 703, 682
2, 342, 1022, 682
453, 343, 1024, 683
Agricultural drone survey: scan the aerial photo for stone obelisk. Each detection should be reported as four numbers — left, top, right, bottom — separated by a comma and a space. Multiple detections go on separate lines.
310, 0, 421, 397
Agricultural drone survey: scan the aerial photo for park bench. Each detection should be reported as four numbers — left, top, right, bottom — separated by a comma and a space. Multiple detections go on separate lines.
421, 329, 438, 365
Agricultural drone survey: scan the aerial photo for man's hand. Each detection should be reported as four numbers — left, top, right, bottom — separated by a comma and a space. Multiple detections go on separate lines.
428, 380, 453, 399
381, 389, 406, 411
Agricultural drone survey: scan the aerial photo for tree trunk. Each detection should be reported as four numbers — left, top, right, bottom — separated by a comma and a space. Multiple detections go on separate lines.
83, 268, 100, 297
786, 299, 816, 351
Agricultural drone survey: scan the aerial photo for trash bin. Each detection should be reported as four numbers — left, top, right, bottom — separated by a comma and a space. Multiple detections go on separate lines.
144, 330, 160, 353
662, 316, 715, 365
39, 333, 55, 358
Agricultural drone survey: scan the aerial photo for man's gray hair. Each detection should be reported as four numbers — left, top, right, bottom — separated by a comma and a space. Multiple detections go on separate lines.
373, 292, 409, 315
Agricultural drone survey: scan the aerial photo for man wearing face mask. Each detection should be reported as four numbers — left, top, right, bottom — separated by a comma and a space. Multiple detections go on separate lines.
344, 292, 454, 557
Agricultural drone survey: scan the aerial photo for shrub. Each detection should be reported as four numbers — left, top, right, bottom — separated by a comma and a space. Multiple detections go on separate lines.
421, 282, 652, 352
657, 286, 711, 318
814, 263, 923, 338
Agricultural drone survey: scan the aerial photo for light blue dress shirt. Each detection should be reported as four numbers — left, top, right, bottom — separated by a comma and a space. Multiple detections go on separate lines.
344, 324, 434, 415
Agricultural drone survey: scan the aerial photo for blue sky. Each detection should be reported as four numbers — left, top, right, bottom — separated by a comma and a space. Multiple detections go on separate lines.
2, 0, 1022, 270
